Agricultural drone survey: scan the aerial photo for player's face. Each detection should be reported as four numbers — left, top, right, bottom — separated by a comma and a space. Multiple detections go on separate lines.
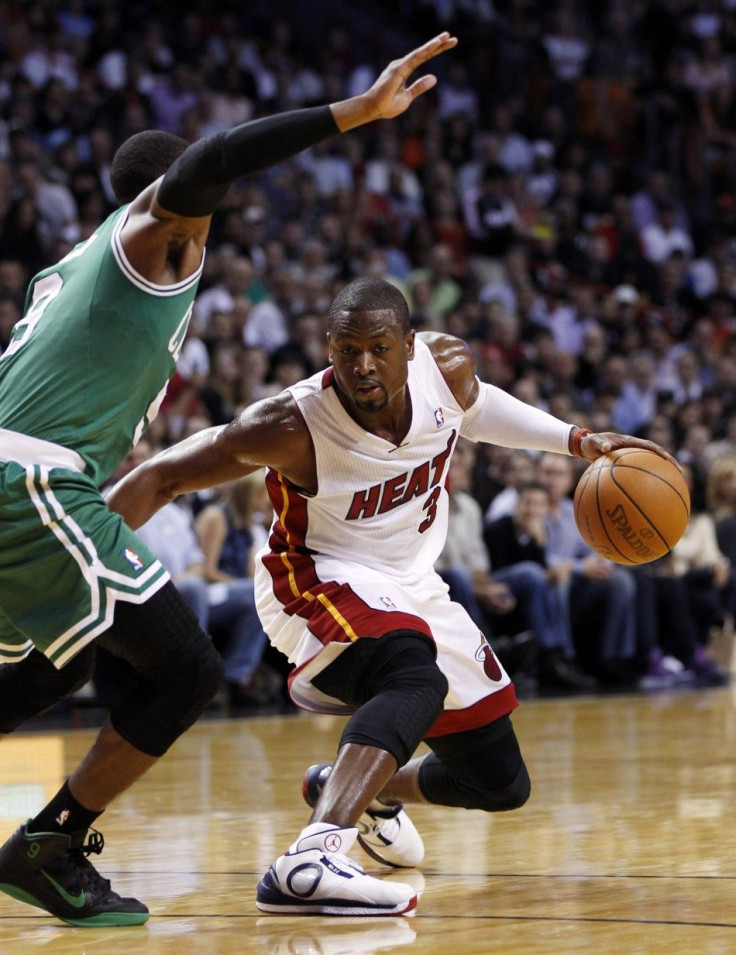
328, 310, 414, 415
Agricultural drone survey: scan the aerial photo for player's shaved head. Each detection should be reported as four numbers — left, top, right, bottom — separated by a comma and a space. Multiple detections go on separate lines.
328, 277, 410, 334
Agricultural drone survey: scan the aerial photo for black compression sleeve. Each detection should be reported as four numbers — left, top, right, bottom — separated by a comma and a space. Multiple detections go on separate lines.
156, 105, 340, 217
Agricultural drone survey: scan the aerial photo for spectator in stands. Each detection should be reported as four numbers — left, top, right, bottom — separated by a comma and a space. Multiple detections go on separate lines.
486, 481, 597, 691
612, 352, 659, 436
541, 6, 590, 117
148, 63, 199, 135
406, 243, 462, 319
126, 438, 278, 709
666, 464, 733, 682
436, 62, 479, 122
437, 440, 518, 628
195, 474, 283, 707
630, 169, 688, 232
193, 255, 265, 336
462, 163, 522, 284
709, 453, 736, 523
15, 159, 78, 252
537, 452, 638, 684
485, 449, 536, 522
241, 269, 299, 354
640, 198, 695, 263
683, 35, 732, 101
198, 342, 243, 426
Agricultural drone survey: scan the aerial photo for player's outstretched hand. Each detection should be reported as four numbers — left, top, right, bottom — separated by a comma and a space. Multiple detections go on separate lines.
579, 431, 683, 471
333, 33, 458, 130
368, 32, 458, 119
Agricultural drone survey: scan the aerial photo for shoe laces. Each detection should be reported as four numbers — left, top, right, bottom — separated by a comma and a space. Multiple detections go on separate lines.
80, 829, 104, 857
67, 829, 112, 894
363, 804, 402, 840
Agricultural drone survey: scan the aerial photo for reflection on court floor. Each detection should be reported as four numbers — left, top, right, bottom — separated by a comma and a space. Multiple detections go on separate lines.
2, 690, 736, 953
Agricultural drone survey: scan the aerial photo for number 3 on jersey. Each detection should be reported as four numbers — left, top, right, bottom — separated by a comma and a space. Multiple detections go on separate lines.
1, 273, 63, 360
419, 485, 441, 533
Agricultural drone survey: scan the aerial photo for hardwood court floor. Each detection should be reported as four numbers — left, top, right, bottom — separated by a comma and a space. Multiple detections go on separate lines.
1, 687, 736, 954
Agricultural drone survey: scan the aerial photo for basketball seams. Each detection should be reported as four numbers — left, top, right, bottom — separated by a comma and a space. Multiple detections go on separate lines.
607, 467, 673, 548
574, 449, 691, 565
592, 465, 638, 564
609, 460, 691, 515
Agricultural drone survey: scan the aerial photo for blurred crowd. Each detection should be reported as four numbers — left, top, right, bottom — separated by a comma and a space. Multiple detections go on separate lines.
2, 0, 736, 702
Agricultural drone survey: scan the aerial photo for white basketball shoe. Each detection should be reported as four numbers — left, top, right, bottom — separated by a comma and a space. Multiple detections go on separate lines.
302, 763, 424, 868
255, 823, 417, 916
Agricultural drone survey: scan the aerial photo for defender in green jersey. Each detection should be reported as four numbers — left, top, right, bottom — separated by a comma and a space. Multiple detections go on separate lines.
0, 33, 458, 926
0, 207, 199, 667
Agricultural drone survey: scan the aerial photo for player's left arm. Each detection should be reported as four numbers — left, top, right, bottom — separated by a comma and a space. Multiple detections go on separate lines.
423, 332, 681, 468
423, 332, 573, 455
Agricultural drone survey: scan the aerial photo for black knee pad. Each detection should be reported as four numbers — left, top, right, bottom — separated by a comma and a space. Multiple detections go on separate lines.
109, 637, 223, 757
336, 633, 448, 766
460, 759, 530, 811
98, 583, 225, 757
0, 646, 96, 733
419, 716, 531, 812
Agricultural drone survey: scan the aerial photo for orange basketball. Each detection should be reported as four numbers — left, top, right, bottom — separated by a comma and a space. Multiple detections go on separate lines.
573, 448, 691, 565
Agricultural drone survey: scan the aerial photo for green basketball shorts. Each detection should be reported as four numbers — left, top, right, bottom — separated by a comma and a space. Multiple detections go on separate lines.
0, 460, 169, 669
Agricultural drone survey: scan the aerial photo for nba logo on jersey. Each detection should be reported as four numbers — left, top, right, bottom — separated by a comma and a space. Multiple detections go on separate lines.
434, 407, 444, 428
380, 595, 397, 610
123, 547, 144, 571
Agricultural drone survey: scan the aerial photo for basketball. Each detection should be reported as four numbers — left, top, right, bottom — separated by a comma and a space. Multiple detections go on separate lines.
573, 448, 691, 565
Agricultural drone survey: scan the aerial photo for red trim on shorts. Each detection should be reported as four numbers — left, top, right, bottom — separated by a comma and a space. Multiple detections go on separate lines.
263, 559, 430, 645
262, 547, 320, 609
424, 684, 519, 737
263, 470, 431, 646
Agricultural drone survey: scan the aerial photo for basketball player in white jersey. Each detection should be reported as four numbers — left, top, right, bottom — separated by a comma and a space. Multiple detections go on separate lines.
108, 277, 677, 916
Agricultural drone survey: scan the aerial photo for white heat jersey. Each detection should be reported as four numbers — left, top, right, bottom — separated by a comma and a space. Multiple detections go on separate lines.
275, 336, 462, 580
253, 338, 519, 729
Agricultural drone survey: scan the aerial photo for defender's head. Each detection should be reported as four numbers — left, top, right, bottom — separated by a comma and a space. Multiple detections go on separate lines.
110, 130, 188, 205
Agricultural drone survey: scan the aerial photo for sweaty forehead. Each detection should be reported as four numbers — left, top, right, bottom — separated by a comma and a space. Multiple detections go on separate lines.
329, 309, 405, 339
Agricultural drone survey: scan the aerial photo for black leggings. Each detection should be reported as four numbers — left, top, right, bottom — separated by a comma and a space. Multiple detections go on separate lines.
420, 715, 531, 812
0, 582, 223, 756
311, 629, 530, 810
312, 630, 448, 767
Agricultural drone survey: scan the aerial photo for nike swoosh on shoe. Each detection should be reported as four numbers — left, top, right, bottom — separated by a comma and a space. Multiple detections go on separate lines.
40, 870, 86, 908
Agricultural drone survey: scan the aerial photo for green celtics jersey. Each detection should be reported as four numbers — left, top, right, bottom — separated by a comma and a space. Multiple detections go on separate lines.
0, 206, 203, 486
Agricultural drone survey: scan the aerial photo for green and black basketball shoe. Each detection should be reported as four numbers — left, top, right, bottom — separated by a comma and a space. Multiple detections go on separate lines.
0, 822, 149, 926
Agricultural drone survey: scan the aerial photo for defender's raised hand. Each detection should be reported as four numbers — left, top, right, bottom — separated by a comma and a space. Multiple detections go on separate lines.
332, 32, 458, 131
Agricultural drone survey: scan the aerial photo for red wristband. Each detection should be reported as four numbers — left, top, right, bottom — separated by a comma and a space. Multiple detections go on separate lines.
569, 427, 593, 457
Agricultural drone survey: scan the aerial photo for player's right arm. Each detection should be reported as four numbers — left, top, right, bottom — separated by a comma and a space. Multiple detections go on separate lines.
120, 32, 457, 286
106, 392, 316, 530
